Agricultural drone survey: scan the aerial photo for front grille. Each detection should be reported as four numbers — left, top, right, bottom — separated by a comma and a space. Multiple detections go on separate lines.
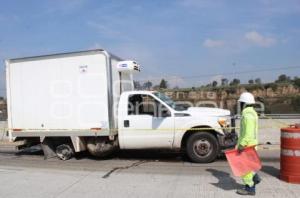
231, 117, 236, 133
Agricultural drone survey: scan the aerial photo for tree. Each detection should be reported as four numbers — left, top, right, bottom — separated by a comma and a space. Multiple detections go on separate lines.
152, 85, 160, 90
212, 81, 218, 87
229, 78, 240, 86
276, 74, 291, 83
143, 81, 153, 90
294, 77, 300, 88
292, 96, 300, 112
248, 79, 254, 84
133, 81, 142, 90
255, 78, 262, 84
221, 78, 228, 86
159, 79, 168, 89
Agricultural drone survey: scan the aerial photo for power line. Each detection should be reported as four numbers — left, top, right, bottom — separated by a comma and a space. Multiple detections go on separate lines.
136, 65, 300, 82
0, 65, 299, 86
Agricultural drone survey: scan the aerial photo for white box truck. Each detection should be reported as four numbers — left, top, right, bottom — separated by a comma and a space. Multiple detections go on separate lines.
5, 49, 237, 163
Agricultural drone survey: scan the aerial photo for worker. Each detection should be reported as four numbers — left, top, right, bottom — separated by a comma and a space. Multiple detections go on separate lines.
236, 92, 261, 196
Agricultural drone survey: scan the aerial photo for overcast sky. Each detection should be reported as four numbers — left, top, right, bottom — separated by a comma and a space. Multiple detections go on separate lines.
1, 0, 300, 96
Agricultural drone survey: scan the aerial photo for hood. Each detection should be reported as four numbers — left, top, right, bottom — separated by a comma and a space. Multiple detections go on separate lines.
183, 107, 231, 117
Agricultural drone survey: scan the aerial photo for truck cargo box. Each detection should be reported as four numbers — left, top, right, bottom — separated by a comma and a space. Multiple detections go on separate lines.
5, 49, 133, 139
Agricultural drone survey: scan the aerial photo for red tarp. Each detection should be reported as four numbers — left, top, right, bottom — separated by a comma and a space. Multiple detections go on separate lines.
225, 146, 262, 177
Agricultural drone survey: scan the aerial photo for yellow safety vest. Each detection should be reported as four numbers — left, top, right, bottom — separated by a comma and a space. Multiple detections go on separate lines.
238, 106, 258, 147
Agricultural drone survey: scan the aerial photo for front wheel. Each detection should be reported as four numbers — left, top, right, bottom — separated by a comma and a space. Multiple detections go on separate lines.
186, 132, 219, 163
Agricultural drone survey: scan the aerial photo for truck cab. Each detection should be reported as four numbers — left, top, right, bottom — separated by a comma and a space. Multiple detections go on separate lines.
118, 91, 237, 163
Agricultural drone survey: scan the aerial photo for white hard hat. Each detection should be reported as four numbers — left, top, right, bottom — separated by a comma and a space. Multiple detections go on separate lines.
238, 92, 255, 104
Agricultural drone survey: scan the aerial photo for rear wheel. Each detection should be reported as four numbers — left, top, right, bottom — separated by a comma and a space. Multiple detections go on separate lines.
186, 132, 219, 163
56, 144, 74, 161
86, 137, 117, 158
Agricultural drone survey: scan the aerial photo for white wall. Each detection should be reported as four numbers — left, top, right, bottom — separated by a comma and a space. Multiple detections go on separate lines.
235, 118, 300, 144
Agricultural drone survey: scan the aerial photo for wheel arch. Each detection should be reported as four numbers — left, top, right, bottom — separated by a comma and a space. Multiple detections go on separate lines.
180, 125, 219, 150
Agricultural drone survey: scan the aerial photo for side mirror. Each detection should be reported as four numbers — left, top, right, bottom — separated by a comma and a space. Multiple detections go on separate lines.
160, 110, 171, 117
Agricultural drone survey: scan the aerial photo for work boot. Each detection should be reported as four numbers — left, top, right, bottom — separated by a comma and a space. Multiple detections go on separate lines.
253, 173, 262, 185
236, 185, 256, 196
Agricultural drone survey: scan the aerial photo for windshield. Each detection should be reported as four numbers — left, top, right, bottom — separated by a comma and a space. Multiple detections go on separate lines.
153, 92, 176, 109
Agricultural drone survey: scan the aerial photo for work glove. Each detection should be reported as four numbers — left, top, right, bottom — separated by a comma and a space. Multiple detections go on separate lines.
237, 145, 244, 153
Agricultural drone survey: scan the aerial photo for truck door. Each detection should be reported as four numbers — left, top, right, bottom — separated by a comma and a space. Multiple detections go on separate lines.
118, 94, 174, 149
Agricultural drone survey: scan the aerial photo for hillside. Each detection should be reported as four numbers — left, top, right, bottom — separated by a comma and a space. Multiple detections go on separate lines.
162, 83, 300, 114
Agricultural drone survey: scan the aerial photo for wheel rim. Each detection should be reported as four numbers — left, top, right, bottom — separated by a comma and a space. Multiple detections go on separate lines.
193, 139, 213, 158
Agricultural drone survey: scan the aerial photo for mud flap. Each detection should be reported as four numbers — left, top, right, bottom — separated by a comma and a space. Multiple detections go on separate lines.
41, 138, 57, 160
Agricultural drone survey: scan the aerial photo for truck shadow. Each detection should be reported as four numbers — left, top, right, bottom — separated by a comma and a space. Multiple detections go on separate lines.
10, 147, 184, 162
12, 146, 230, 163
109, 149, 229, 162
83, 149, 186, 162
206, 168, 243, 190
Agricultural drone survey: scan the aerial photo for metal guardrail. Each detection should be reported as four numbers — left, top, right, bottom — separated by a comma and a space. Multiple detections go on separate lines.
234, 114, 300, 119
261, 114, 300, 119
0, 115, 299, 133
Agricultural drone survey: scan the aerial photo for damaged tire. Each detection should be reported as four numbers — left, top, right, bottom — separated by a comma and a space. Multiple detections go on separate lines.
87, 137, 118, 158
56, 144, 74, 161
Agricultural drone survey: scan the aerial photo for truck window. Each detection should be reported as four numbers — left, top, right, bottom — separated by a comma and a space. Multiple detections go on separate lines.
128, 94, 171, 117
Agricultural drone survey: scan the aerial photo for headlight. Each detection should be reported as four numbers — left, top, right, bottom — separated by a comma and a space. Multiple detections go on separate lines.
218, 117, 230, 127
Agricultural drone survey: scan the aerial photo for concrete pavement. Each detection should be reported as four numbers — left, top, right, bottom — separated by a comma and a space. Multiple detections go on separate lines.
0, 149, 299, 198
1, 120, 300, 197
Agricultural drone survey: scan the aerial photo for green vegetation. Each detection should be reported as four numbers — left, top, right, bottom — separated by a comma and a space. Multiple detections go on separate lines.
229, 78, 240, 86
294, 77, 300, 88
275, 74, 291, 83
134, 74, 299, 92
292, 96, 300, 112
264, 83, 278, 91
158, 74, 299, 92
143, 81, 152, 90
159, 79, 168, 89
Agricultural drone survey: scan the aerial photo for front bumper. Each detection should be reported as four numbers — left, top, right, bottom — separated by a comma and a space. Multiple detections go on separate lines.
218, 116, 238, 148
218, 131, 238, 149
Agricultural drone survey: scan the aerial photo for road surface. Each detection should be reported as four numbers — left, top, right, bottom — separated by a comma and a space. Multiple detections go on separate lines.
0, 147, 299, 198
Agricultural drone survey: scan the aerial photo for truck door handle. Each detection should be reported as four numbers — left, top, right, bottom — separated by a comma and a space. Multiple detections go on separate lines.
124, 120, 130, 127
